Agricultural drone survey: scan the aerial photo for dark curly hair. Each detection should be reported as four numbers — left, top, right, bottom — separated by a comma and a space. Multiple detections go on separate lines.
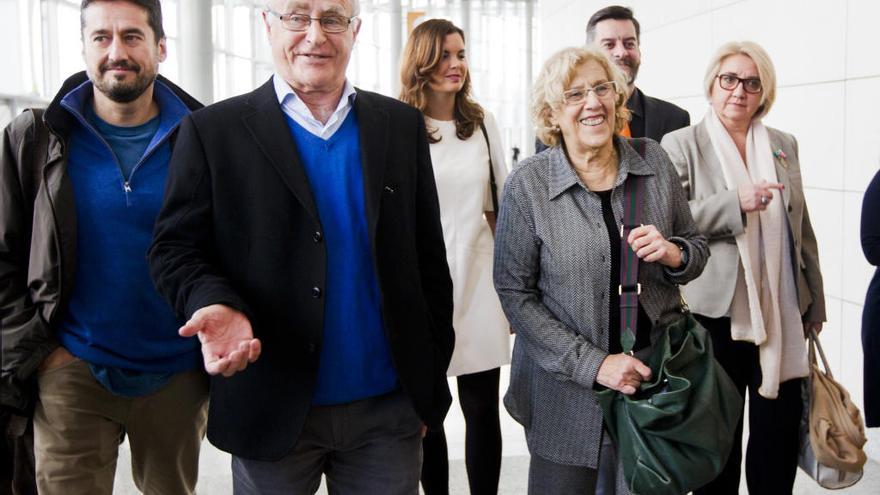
81, 0, 165, 41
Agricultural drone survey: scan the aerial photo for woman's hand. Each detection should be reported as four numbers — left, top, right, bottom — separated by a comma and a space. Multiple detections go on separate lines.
739, 180, 784, 213
627, 225, 682, 268
597, 353, 652, 395
803, 321, 823, 337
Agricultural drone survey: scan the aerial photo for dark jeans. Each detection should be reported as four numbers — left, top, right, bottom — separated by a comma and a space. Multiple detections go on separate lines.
1, 412, 36, 495
692, 315, 803, 495
421, 367, 502, 495
232, 389, 423, 495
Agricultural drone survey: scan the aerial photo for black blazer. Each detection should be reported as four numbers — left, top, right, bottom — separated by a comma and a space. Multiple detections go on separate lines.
862, 169, 880, 427
149, 79, 454, 460
638, 88, 690, 143
533, 87, 690, 154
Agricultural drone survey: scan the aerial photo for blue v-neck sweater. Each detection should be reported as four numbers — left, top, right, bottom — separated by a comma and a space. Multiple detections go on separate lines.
284, 111, 399, 405
56, 81, 200, 377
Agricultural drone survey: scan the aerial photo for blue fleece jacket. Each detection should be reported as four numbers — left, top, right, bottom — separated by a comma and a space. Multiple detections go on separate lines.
57, 80, 201, 376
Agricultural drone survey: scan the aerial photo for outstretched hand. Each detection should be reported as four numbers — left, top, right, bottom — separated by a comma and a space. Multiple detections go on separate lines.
180, 304, 262, 377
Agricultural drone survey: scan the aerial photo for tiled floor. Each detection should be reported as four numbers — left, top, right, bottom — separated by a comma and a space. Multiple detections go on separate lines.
114, 367, 880, 494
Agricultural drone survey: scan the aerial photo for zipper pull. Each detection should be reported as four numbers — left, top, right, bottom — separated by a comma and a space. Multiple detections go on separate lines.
123, 181, 132, 193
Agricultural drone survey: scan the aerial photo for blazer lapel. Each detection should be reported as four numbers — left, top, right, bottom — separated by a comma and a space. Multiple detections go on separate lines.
694, 120, 730, 194
242, 79, 320, 225
769, 133, 792, 207
353, 90, 389, 245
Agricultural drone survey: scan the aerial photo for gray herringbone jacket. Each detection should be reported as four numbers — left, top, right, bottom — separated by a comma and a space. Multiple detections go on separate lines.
493, 137, 708, 467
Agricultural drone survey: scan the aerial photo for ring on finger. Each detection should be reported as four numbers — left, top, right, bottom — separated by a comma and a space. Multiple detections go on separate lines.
760, 195, 768, 205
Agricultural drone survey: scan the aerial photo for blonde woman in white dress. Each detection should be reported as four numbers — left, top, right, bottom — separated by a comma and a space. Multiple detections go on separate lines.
399, 18, 510, 495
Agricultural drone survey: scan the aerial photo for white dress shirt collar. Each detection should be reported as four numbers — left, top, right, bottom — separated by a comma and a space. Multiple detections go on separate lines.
272, 74, 357, 140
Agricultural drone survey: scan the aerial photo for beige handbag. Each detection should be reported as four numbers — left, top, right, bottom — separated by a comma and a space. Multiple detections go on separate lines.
797, 329, 867, 488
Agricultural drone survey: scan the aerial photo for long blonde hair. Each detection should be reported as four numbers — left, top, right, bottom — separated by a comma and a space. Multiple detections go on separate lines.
398, 19, 484, 143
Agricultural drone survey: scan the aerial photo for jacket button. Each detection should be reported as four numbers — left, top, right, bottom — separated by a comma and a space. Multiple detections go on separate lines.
313, 231, 323, 242
307, 343, 316, 354
312, 287, 322, 298
788, 205, 793, 212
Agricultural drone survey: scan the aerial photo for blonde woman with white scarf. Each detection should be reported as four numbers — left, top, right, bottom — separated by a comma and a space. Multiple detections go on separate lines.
661, 41, 825, 495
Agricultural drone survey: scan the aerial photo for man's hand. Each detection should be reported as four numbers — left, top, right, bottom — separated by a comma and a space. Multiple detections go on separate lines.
39, 346, 77, 373
597, 353, 652, 395
180, 304, 262, 377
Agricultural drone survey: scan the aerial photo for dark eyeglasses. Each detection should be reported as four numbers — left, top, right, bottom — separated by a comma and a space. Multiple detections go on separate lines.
717, 74, 762, 94
265, 9, 356, 33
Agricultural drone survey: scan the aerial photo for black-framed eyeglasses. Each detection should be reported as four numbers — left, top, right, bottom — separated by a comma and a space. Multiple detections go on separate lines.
717, 74, 762, 94
562, 81, 618, 106
265, 9, 357, 33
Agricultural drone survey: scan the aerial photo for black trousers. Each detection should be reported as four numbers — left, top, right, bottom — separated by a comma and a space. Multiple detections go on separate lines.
420, 367, 502, 495
693, 315, 803, 495
0, 412, 37, 495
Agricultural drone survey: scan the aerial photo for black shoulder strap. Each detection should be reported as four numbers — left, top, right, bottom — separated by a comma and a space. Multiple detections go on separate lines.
26, 108, 50, 199
479, 122, 499, 213
618, 139, 647, 353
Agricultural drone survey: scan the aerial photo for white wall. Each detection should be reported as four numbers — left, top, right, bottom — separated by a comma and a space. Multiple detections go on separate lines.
541, 0, 880, 460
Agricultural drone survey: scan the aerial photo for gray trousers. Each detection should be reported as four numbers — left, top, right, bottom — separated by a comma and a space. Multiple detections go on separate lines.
528, 431, 628, 495
527, 454, 598, 494
232, 389, 423, 495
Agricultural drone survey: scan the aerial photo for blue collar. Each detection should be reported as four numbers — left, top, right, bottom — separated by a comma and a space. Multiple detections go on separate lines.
60, 78, 191, 156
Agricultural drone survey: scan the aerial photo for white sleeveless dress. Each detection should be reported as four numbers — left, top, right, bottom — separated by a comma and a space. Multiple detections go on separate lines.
426, 112, 511, 376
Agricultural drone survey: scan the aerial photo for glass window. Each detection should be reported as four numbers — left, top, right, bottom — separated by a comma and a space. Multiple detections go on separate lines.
2, 0, 537, 154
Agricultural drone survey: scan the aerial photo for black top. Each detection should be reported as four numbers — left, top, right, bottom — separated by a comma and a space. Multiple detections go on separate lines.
596, 189, 651, 354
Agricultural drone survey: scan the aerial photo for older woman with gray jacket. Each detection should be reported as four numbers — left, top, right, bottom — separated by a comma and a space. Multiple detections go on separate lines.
493, 46, 708, 494
661, 41, 826, 495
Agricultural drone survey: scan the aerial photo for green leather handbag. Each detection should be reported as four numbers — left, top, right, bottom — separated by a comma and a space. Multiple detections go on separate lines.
595, 162, 743, 495
595, 310, 743, 495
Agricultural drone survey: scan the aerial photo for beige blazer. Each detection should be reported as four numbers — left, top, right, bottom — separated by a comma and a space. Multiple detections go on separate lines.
661, 119, 826, 323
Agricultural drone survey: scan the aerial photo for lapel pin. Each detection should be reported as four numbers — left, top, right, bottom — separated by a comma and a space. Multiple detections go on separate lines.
773, 148, 788, 168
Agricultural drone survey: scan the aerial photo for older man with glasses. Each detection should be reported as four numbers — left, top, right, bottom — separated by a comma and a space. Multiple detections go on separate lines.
148, 0, 455, 493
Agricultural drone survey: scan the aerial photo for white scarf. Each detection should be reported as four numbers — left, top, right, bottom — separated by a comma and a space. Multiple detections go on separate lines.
704, 108, 807, 398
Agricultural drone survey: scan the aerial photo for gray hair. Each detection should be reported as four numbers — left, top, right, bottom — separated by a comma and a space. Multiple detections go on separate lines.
266, 0, 360, 16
